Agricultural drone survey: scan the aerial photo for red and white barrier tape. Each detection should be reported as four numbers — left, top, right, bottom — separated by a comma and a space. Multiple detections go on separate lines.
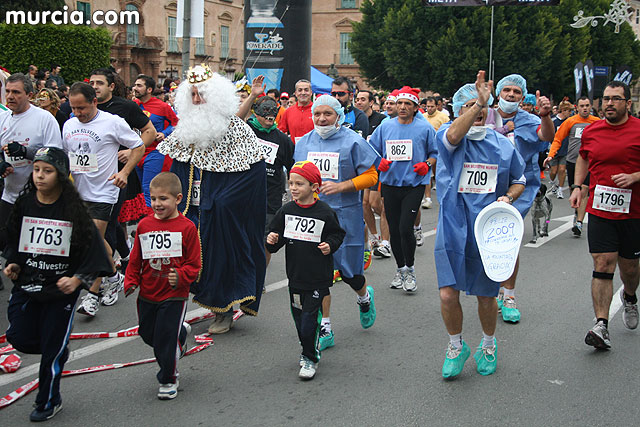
0, 345, 15, 355
0, 342, 212, 409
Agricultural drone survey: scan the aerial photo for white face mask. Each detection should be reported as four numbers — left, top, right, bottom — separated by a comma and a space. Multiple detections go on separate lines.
498, 97, 519, 114
315, 122, 340, 139
466, 125, 487, 141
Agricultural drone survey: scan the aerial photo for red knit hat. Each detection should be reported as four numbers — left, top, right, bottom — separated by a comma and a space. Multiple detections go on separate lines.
396, 86, 420, 104
387, 89, 400, 103
290, 160, 322, 187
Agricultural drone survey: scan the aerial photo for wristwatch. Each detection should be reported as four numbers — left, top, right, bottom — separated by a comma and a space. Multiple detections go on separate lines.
505, 194, 514, 204
570, 184, 582, 191
426, 160, 432, 168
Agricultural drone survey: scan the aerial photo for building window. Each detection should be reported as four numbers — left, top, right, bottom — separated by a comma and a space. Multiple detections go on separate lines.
168, 16, 179, 52
221, 25, 229, 58
341, 0, 356, 9
126, 4, 138, 45
77, 1, 90, 23
196, 36, 205, 56
340, 32, 354, 65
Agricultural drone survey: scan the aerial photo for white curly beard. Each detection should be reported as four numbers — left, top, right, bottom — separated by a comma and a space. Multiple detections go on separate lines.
172, 73, 239, 149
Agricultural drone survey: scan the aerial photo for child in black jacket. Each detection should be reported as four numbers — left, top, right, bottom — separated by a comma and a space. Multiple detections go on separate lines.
266, 161, 345, 380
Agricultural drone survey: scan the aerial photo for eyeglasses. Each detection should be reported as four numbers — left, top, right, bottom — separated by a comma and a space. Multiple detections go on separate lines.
602, 96, 627, 103
331, 91, 350, 97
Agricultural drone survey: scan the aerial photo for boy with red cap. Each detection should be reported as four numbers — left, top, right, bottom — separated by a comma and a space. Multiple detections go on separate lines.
266, 161, 345, 380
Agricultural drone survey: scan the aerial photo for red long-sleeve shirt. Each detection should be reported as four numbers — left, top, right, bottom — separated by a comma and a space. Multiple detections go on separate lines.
124, 213, 201, 302
278, 102, 314, 143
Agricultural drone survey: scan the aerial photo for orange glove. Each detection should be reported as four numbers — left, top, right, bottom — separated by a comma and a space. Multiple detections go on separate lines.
413, 162, 429, 176
378, 158, 392, 172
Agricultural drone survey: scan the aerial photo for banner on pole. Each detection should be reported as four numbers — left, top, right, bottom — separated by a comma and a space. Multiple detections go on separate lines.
177, 0, 204, 38
583, 59, 594, 101
574, 62, 584, 100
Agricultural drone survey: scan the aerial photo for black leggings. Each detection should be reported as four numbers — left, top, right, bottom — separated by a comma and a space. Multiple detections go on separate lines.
381, 184, 425, 268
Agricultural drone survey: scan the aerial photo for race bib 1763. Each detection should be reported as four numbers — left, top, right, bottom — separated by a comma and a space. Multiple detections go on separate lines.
19, 216, 72, 257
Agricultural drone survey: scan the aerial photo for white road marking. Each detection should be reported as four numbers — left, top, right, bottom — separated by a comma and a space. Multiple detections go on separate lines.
0, 284, 287, 388
524, 215, 588, 248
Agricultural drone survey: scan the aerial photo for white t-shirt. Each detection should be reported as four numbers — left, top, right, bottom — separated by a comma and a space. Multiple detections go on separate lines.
62, 110, 143, 204
0, 105, 63, 204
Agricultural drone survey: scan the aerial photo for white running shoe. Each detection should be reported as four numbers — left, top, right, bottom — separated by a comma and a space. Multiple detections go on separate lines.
77, 293, 99, 317
100, 273, 123, 306
403, 269, 417, 292
556, 187, 564, 199
390, 269, 405, 289
374, 243, 392, 258
620, 288, 639, 330
158, 381, 179, 400
422, 197, 433, 209
298, 356, 317, 380
415, 227, 424, 247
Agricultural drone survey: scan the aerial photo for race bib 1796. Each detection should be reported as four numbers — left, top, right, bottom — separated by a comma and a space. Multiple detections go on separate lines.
139, 231, 183, 260
592, 185, 631, 214
19, 216, 72, 257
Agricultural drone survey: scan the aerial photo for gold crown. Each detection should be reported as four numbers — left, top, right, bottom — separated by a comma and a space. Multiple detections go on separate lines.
187, 64, 213, 84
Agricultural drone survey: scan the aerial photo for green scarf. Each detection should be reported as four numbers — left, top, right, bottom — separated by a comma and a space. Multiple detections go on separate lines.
249, 117, 277, 133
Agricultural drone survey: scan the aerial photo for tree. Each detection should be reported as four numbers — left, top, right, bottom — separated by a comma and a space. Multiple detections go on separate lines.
0, 24, 111, 83
351, 0, 640, 100
0, 0, 65, 16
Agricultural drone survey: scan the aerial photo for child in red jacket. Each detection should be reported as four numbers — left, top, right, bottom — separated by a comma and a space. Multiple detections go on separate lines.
124, 172, 201, 400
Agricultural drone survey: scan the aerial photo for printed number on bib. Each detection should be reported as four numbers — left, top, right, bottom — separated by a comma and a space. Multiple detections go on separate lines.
4, 145, 30, 168
458, 163, 498, 194
592, 185, 631, 214
259, 139, 279, 165
191, 180, 201, 206
283, 214, 325, 243
139, 232, 183, 259
385, 140, 412, 161
19, 216, 72, 257
69, 152, 98, 173
506, 132, 515, 146
574, 127, 584, 139
307, 152, 339, 180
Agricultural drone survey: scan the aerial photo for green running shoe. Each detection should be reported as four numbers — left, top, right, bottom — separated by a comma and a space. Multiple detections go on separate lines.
474, 338, 498, 376
501, 297, 521, 323
318, 329, 334, 351
497, 293, 504, 312
442, 341, 470, 379
359, 285, 376, 329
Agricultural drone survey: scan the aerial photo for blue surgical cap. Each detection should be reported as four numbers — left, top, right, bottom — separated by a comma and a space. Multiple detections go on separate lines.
311, 95, 345, 126
522, 94, 537, 105
496, 74, 528, 99
452, 83, 494, 117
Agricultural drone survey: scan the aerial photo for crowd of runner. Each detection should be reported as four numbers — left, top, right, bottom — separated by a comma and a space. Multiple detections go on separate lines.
0, 62, 639, 422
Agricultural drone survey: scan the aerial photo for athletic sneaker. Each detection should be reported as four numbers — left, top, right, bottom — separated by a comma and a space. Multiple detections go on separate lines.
299, 356, 317, 380
369, 237, 381, 251
585, 321, 611, 349
158, 381, 179, 400
474, 338, 498, 376
556, 187, 564, 199
358, 285, 376, 329
30, 402, 63, 422
501, 296, 521, 323
76, 293, 99, 317
100, 273, 124, 306
389, 269, 405, 289
572, 221, 582, 237
180, 322, 191, 358
415, 227, 424, 247
364, 250, 372, 271
442, 341, 470, 379
549, 182, 559, 194
332, 270, 341, 283
421, 197, 433, 209
620, 288, 639, 330
318, 328, 335, 351
403, 269, 417, 292
373, 243, 392, 258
